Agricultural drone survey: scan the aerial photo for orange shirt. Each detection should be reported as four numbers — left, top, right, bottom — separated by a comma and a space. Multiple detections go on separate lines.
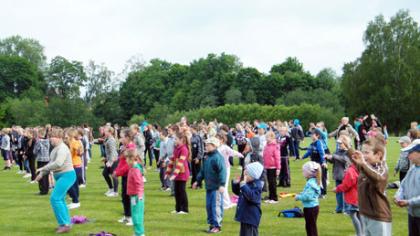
69, 139, 83, 167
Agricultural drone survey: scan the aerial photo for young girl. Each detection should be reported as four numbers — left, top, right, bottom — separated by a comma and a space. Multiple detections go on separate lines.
114, 129, 136, 225
165, 132, 190, 214
333, 142, 363, 236
302, 129, 327, 197
217, 132, 244, 209
278, 126, 292, 187
263, 131, 280, 204
295, 161, 322, 236
126, 149, 145, 236
66, 128, 83, 210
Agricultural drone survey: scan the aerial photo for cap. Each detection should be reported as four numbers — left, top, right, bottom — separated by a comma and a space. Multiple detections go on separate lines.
205, 137, 220, 148
398, 136, 411, 144
401, 139, 420, 153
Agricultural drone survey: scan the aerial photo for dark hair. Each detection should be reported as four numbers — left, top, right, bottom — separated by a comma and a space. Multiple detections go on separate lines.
220, 124, 230, 132
120, 128, 134, 141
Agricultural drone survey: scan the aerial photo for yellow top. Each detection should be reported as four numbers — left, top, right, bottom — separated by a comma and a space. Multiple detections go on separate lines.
69, 139, 83, 167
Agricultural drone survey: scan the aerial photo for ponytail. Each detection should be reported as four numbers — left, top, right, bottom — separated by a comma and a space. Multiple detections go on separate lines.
315, 167, 322, 187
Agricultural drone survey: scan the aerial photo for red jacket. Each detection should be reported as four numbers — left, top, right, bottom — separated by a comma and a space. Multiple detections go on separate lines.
114, 143, 136, 177
166, 144, 190, 181
263, 142, 281, 170
127, 163, 144, 198
336, 164, 359, 206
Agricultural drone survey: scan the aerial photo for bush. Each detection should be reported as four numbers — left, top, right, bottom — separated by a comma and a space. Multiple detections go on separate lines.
164, 103, 341, 131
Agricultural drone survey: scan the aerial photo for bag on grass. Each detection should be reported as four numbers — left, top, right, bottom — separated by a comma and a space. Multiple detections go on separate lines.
278, 207, 304, 218
88, 231, 116, 236
71, 215, 89, 224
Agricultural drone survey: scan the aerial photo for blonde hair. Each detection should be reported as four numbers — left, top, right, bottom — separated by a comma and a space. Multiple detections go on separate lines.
302, 161, 322, 186
266, 131, 276, 140
363, 139, 385, 160
50, 128, 64, 139
124, 148, 142, 164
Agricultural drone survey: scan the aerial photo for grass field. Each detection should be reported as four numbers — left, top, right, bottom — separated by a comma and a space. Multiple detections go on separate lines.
0, 137, 409, 236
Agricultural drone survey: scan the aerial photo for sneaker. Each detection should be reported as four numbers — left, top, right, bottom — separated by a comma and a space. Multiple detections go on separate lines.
29, 180, 37, 184
125, 218, 133, 226
143, 177, 147, 183
165, 188, 172, 192
264, 200, 271, 203
104, 189, 113, 196
79, 184, 86, 188
106, 191, 118, 197
117, 216, 127, 223
268, 200, 279, 204
177, 211, 188, 215
17, 170, 24, 174
207, 227, 221, 234
170, 210, 178, 214
67, 202, 81, 210
23, 173, 31, 178
56, 225, 71, 234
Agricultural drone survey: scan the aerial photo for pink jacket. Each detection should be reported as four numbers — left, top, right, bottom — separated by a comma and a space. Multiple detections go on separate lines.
263, 142, 281, 170
127, 163, 144, 199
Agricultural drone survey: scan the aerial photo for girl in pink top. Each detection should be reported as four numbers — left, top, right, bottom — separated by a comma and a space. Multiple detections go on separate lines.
263, 131, 281, 203
217, 133, 243, 209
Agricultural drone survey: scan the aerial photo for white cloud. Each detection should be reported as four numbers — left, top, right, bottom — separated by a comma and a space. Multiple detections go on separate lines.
1, 0, 419, 75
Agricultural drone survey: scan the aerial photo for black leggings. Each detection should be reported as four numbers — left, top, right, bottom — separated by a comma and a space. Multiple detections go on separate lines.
321, 166, 327, 195
121, 176, 131, 217
174, 180, 188, 212
103, 162, 119, 192
144, 145, 154, 167
29, 156, 36, 181
304, 206, 319, 236
266, 169, 278, 201
153, 149, 160, 168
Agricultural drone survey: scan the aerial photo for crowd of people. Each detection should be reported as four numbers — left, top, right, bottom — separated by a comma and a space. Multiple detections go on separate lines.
1, 117, 420, 236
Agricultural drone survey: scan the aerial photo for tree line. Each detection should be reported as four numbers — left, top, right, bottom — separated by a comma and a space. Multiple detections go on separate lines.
0, 10, 418, 134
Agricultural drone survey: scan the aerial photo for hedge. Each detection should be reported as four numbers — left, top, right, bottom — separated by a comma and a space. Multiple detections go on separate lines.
161, 103, 342, 131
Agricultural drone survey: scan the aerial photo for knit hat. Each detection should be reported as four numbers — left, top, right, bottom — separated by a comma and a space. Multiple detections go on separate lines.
302, 161, 321, 178
398, 136, 411, 144
294, 119, 300, 126
205, 137, 220, 148
246, 162, 263, 180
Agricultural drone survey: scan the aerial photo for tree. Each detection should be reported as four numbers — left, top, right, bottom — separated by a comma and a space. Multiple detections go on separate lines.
6, 98, 48, 126
47, 56, 87, 99
0, 55, 42, 102
341, 10, 420, 133
224, 87, 242, 104
92, 90, 125, 125
0, 35, 47, 69
84, 61, 114, 105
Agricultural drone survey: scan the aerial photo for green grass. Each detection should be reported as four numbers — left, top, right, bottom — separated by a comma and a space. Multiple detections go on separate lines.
0, 137, 408, 236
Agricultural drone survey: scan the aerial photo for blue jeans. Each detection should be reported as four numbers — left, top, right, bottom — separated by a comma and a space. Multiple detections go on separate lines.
335, 180, 344, 212
68, 167, 82, 203
206, 190, 224, 228
51, 170, 76, 226
292, 140, 300, 158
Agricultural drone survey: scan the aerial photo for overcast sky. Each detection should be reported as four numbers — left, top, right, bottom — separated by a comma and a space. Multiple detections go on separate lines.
2, 0, 419, 75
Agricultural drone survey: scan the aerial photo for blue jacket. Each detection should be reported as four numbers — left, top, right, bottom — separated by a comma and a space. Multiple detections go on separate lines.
235, 180, 262, 227
302, 140, 326, 164
196, 150, 226, 191
296, 178, 320, 208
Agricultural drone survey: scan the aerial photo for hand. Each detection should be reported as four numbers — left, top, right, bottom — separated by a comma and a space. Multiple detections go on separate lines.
169, 175, 176, 181
395, 199, 409, 207
35, 174, 43, 182
194, 159, 200, 164
36, 168, 43, 173
106, 162, 111, 168
276, 169, 280, 176
164, 174, 169, 180
325, 154, 332, 160
351, 151, 364, 165
332, 187, 337, 193
192, 182, 198, 189
295, 195, 299, 201
218, 186, 225, 193
322, 163, 328, 168
112, 172, 117, 178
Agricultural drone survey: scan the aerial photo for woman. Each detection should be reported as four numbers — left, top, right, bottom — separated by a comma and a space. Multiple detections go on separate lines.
165, 132, 190, 214
35, 128, 76, 234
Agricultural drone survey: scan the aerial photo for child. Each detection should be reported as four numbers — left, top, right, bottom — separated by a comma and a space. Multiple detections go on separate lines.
262, 131, 280, 204
326, 135, 351, 213
1, 128, 11, 170
126, 149, 145, 236
103, 126, 119, 197
351, 139, 392, 236
234, 162, 264, 236
302, 129, 327, 197
158, 129, 170, 191
394, 136, 411, 181
217, 132, 243, 209
66, 128, 83, 210
333, 142, 363, 236
193, 137, 226, 233
295, 161, 322, 236
165, 132, 190, 214
394, 139, 420, 236
33, 128, 50, 195
278, 126, 292, 187
191, 125, 204, 189
114, 128, 136, 226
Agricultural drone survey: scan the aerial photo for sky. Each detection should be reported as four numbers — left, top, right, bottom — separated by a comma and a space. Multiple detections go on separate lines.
1, 0, 419, 76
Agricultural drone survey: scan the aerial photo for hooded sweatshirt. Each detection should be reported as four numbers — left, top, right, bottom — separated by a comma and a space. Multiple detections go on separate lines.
33, 139, 50, 162
395, 166, 420, 217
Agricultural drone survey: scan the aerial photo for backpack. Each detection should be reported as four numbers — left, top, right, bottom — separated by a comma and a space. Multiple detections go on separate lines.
278, 207, 304, 218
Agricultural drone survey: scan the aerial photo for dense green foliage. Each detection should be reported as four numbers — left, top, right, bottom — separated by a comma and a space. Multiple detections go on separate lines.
0, 10, 418, 132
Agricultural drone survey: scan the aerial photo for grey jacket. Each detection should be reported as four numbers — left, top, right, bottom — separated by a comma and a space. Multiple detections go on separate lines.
134, 133, 145, 160
33, 139, 50, 162
328, 149, 350, 181
1, 135, 10, 151
104, 136, 118, 165
395, 151, 410, 173
395, 166, 420, 217
40, 142, 73, 176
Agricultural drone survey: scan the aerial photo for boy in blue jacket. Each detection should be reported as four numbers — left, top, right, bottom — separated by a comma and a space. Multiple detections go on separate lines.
296, 161, 322, 236
193, 137, 227, 234
234, 162, 264, 236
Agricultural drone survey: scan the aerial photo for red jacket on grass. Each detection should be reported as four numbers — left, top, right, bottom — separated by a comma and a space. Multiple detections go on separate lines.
336, 164, 359, 206
114, 143, 136, 177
